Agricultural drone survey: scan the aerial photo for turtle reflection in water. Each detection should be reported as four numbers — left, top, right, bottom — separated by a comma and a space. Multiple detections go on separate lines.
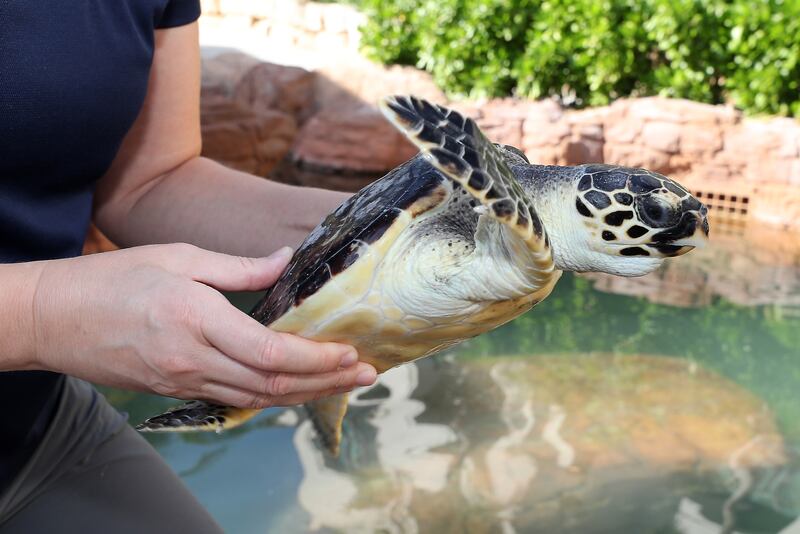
137, 96, 710, 454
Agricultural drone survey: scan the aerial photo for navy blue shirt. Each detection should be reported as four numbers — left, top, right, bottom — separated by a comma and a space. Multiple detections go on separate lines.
0, 0, 201, 490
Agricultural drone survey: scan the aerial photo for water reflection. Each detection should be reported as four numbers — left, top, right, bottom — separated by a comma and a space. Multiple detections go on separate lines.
293, 363, 459, 532
584, 219, 800, 309
281, 354, 795, 533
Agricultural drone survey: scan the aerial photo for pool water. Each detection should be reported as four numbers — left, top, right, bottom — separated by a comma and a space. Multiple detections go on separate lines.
105, 225, 800, 533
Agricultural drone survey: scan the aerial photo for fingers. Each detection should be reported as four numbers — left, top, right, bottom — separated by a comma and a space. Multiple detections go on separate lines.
196, 347, 376, 399
198, 381, 358, 409
250, 362, 376, 396
167, 244, 294, 292
202, 303, 362, 375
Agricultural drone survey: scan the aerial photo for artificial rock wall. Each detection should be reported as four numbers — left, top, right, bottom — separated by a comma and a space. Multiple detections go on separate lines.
199, 50, 800, 231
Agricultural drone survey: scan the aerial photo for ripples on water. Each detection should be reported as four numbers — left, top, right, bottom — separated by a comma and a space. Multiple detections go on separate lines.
106, 215, 800, 534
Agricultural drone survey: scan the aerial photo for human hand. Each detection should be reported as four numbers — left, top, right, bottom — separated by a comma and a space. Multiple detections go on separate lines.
30, 244, 376, 407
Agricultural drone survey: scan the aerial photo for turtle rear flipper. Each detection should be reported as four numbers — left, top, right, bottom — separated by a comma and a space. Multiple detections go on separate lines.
305, 393, 350, 456
138, 397, 349, 456
136, 401, 260, 433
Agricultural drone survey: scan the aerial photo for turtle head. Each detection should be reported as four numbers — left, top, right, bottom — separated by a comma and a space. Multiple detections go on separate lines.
563, 164, 709, 276
520, 163, 709, 277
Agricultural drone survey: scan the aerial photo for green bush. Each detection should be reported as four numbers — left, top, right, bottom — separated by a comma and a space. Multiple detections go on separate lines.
355, 0, 800, 116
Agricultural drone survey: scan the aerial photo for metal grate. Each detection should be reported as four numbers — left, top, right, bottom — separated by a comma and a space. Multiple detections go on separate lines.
690, 186, 752, 235
676, 177, 798, 234
692, 190, 750, 218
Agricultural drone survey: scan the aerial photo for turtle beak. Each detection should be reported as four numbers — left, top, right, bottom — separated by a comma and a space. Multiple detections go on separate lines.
671, 210, 710, 248
649, 207, 709, 257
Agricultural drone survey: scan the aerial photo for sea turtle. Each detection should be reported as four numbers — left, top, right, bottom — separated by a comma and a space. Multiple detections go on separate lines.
137, 95, 710, 454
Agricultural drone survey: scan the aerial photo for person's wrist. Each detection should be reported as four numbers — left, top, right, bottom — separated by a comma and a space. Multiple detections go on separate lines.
0, 260, 48, 370
30, 257, 85, 374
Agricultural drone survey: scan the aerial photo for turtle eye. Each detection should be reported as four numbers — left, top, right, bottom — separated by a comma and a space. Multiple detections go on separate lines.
645, 202, 666, 222
638, 196, 677, 227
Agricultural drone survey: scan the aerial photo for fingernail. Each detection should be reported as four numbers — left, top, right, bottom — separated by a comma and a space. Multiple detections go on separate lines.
340, 350, 358, 367
269, 246, 293, 261
355, 367, 377, 386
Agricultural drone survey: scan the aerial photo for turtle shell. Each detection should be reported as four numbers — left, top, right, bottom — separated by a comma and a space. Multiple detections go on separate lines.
250, 156, 445, 329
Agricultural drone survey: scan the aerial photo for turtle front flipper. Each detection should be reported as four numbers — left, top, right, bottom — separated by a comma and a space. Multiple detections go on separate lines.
379, 95, 554, 276
136, 401, 260, 433
305, 393, 350, 456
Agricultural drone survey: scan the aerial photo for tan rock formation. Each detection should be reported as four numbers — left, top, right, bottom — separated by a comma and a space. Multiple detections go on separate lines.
233, 61, 316, 125
200, 54, 316, 176
200, 96, 296, 176
314, 59, 447, 114
200, 51, 261, 99
294, 57, 445, 174
291, 105, 416, 174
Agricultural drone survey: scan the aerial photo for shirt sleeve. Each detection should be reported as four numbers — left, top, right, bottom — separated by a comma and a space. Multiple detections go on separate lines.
155, 0, 201, 29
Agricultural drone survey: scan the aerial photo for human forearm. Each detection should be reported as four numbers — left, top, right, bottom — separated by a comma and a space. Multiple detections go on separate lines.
95, 157, 349, 256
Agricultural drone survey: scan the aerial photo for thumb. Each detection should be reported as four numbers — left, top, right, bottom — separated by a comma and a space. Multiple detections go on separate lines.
189, 246, 294, 292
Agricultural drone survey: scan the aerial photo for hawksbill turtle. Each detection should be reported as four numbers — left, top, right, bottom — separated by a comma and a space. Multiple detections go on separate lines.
137, 95, 710, 454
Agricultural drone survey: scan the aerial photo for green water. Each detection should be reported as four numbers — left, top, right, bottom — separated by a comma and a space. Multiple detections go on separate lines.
106, 238, 800, 534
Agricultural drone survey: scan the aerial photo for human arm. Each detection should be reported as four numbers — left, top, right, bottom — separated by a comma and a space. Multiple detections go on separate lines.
1, 22, 377, 407
92, 22, 344, 255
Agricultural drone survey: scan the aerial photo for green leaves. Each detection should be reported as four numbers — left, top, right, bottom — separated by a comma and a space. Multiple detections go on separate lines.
356, 0, 800, 116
